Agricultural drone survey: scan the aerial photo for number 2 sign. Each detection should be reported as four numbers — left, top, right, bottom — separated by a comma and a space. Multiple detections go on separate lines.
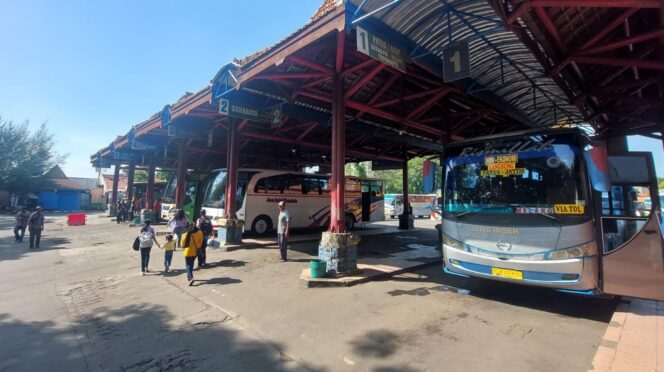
443, 41, 471, 82
219, 98, 230, 115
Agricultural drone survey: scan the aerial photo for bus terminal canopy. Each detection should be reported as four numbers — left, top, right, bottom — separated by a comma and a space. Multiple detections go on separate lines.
91, 0, 664, 171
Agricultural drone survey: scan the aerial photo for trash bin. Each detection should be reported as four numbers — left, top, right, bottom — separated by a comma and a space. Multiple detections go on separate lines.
310, 260, 327, 278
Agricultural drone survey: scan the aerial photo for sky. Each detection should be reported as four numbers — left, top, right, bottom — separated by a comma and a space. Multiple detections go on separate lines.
0, 0, 662, 179
0, 0, 322, 178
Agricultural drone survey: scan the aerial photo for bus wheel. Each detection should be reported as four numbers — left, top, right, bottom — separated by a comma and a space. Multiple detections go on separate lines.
345, 214, 355, 231
252, 215, 272, 236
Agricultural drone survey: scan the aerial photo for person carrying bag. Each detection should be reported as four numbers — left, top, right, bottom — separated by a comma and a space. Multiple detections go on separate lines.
181, 225, 203, 286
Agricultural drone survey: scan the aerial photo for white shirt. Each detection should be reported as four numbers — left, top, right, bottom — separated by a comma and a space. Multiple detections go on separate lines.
277, 210, 290, 234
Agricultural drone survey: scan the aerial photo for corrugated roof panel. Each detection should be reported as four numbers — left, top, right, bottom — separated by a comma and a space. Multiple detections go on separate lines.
348, 0, 584, 129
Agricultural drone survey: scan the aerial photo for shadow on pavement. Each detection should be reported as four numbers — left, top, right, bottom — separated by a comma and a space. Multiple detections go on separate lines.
193, 277, 242, 286
386, 265, 617, 323
0, 235, 72, 262
0, 303, 320, 371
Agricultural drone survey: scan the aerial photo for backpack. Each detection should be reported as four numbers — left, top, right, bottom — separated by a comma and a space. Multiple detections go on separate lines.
139, 231, 153, 248
199, 218, 213, 235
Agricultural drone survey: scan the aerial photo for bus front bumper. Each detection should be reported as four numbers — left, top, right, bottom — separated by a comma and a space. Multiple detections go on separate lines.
443, 245, 598, 291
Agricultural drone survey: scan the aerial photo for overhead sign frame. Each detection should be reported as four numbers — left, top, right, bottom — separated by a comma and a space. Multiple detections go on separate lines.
356, 26, 407, 73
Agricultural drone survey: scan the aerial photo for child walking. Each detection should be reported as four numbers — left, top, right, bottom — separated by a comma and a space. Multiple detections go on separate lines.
162, 234, 176, 272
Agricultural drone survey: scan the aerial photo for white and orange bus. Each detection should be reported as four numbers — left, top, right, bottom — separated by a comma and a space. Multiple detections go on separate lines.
199, 169, 384, 235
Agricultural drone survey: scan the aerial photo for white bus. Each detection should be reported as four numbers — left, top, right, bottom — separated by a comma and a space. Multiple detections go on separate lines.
442, 128, 664, 300
384, 194, 436, 218
200, 169, 385, 235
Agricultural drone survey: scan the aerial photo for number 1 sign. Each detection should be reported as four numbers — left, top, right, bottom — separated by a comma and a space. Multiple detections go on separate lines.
442, 41, 471, 82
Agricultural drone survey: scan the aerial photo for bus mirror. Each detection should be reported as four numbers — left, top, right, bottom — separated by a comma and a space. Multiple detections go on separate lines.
584, 147, 611, 192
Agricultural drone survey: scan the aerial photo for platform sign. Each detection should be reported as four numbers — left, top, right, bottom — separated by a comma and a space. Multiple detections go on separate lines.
442, 41, 471, 82
113, 152, 134, 161
160, 104, 172, 127
270, 103, 284, 129
372, 159, 403, 171
356, 26, 407, 73
131, 140, 156, 151
219, 98, 261, 122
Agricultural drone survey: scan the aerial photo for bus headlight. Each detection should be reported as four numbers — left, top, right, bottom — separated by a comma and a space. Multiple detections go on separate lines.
546, 241, 597, 260
443, 234, 467, 251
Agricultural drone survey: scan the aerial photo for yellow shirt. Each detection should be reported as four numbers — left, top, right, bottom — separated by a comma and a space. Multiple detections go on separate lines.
162, 240, 176, 251
181, 230, 204, 257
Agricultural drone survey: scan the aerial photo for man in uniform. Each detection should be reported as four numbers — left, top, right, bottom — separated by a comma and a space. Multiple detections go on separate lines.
277, 201, 291, 261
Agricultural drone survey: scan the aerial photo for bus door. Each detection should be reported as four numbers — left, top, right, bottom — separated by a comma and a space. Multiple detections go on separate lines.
361, 180, 371, 222
598, 152, 664, 301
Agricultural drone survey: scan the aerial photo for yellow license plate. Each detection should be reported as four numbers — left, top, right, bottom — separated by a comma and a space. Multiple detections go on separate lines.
491, 267, 523, 280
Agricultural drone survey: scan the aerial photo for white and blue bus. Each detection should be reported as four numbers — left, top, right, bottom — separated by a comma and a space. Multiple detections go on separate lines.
442, 128, 664, 300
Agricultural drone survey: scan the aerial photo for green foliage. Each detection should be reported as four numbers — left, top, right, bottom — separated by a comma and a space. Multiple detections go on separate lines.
658, 178, 664, 191
134, 169, 169, 183
0, 117, 66, 194
345, 157, 439, 194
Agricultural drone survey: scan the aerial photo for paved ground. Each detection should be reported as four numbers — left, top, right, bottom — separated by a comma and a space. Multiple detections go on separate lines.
0, 214, 617, 371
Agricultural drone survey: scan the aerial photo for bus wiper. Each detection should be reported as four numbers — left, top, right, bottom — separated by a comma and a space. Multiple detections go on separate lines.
455, 211, 474, 219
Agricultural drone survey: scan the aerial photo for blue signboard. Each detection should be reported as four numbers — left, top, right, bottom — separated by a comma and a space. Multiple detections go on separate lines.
161, 105, 172, 127
443, 41, 471, 82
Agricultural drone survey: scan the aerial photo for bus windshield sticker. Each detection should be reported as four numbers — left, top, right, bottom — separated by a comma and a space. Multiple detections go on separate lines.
516, 207, 554, 214
485, 153, 518, 164
554, 204, 585, 214
480, 168, 526, 177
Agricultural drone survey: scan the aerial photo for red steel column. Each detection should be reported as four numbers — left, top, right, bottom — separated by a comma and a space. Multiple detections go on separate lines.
146, 161, 156, 209
126, 162, 136, 204
329, 72, 346, 233
111, 164, 120, 205
175, 141, 187, 209
225, 120, 240, 219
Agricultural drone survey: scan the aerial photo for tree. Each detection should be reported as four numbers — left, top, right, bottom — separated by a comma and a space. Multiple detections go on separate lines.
134, 169, 169, 183
0, 117, 66, 195
344, 157, 439, 194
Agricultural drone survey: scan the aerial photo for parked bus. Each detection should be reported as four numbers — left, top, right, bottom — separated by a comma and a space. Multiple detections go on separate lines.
160, 172, 211, 220
442, 128, 664, 300
200, 169, 384, 234
384, 194, 436, 218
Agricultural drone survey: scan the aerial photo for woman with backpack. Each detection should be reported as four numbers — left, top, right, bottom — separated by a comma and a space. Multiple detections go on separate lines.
181, 225, 203, 286
138, 220, 161, 275
195, 209, 213, 268
168, 209, 188, 248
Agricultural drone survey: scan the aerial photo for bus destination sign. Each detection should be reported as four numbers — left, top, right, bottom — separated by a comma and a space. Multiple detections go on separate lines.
356, 26, 407, 73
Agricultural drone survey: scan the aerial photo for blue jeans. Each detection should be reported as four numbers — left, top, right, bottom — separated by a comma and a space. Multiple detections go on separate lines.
185, 256, 196, 280
164, 251, 174, 267
140, 247, 151, 272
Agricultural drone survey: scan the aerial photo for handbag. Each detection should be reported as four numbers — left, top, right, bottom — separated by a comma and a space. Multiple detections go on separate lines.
132, 237, 140, 251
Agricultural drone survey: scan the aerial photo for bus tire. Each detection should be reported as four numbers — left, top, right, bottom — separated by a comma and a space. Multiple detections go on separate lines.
252, 215, 272, 236
345, 214, 356, 231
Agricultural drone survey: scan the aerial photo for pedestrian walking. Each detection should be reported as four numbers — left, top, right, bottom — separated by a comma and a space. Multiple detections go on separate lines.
28, 206, 45, 249
181, 225, 203, 286
277, 201, 291, 261
195, 209, 213, 268
14, 207, 30, 243
161, 233, 176, 272
138, 220, 160, 275
117, 201, 126, 224
168, 209, 188, 248
153, 199, 162, 223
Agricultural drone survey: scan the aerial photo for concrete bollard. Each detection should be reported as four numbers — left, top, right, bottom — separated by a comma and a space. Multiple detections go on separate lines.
216, 219, 244, 247
318, 232, 361, 277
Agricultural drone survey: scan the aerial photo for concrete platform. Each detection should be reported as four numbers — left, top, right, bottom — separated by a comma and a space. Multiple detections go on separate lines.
589, 298, 664, 372
300, 239, 441, 288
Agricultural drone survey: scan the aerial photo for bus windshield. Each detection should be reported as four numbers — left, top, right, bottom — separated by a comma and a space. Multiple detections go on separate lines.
162, 174, 176, 203
202, 170, 255, 211
443, 132, 588, 217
